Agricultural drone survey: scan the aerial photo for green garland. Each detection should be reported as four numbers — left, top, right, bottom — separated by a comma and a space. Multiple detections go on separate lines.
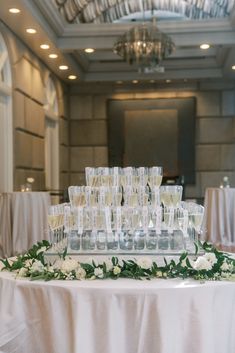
0, 240, 235, 282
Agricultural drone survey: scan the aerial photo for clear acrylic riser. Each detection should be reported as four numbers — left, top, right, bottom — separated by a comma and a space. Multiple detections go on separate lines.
46, 228, 202, 258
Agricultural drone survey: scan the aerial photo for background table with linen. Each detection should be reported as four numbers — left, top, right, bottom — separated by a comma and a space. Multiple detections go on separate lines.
0, 272, 235, 353
0, 192, 50, 257
203, 187, 235, 246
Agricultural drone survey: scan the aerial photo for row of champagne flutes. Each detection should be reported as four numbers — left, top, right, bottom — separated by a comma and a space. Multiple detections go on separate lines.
85, 166, 163, 189
47, 202, 204, 252
68, 185, 183, 208
47, 203, 68, 252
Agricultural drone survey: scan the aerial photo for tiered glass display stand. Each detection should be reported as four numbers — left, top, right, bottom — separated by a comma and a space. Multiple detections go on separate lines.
47, 167, 204, 260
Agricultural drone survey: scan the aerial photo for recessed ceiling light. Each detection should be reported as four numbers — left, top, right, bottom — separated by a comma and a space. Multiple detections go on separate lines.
84, 48, 95, 53
116, 80, 123, 84
26, 28, 37, 34
49, 54, 58, 59
40, 44, 50, 50
232, 65, 235, 70
9, 8, 20, 13
59, 65, 69, 70
166, 79, 171, 83
132, 80, 138, 84
68, 75, 77, 80
200, 43, 210, 50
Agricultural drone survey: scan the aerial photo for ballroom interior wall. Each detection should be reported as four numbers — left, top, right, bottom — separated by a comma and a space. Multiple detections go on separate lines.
1, 21, 235, 200
0, 23, 70, 193
69, 81, 235, 200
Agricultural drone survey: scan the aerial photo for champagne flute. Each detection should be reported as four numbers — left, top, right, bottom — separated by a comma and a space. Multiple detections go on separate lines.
137, 167, 148, 187
148, 167, 163, 190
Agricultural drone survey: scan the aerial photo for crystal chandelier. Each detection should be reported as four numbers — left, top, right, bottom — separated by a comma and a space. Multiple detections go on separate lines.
113, 18, 175, 73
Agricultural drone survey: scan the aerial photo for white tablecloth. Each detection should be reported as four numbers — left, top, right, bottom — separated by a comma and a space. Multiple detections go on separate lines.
0, 192, 50, 257
203, 188, 235, 245
0, 271, 235, 353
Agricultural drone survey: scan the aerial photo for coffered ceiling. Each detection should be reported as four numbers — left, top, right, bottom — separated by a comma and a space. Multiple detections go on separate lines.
1, 0, 235, 84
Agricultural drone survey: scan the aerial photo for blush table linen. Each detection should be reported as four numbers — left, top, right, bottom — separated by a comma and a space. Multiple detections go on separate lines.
202, 188, 235, 246
0, 272, 235, 353
0, 192, 50, 257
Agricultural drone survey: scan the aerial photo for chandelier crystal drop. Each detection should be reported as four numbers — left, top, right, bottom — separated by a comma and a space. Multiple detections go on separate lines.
113, 19, 175, 73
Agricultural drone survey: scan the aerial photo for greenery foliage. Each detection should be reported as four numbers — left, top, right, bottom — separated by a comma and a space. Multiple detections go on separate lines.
1, 241, 235, 282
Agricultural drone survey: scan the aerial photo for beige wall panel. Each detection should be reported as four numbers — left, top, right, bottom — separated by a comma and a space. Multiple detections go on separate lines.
93, 147, 108, 167
14, 169, 27, 191
13, 58, 32, 96
60, 145, 69, 171
70, 120, 107, 146
13, 91, 25, 129
196, 145, 221, 171
200, 171, 235, 195
184, 173, 202, 199
25, 97, 44, 137
14, 169, 45, 191
197, 117, 233, 144
58, 98, 66, 118
70, 95, 92, 120
60, 172, 70, 191
15, 131, 32, 167
222, 91, 235, 116
93, 95, 107, 119
70, 147, 93, 172
196, 92, 221, 116
32, 137, 44, 169
70, 173, 86, 186
60, 118, 69, 145
220, 144, 235, 170
31, 66, 45, 104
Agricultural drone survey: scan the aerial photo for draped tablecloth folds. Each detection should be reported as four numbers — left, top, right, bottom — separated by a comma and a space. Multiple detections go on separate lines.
202, 188, 235, 246
0, 271, 235, 353
0, 192, 50, 258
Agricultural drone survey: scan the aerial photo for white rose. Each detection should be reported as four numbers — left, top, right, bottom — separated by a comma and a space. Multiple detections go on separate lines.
156, 271, 163, 277
105, 259, 113, 272
36, 246, 47, 255
18, 267, 28, 277
30, 260, 45, 273
75, 267, 86, 280
47, 266, 55, 273
193, 257, 212, 271
61, 259, 79, 273
113, 266, 121, 275
8, 257, 17, 266
94, 267, 104, 278
204, 252, 217, 266
52, 259, 64, 270
137, 257, 153, 270
24, 259, 34, 268
221, 261, 230, 272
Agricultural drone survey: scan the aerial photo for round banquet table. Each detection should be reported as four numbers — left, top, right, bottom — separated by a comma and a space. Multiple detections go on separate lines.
202, 188, 235, 246
0, 192, 50, 258
0, 272, 235, 353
